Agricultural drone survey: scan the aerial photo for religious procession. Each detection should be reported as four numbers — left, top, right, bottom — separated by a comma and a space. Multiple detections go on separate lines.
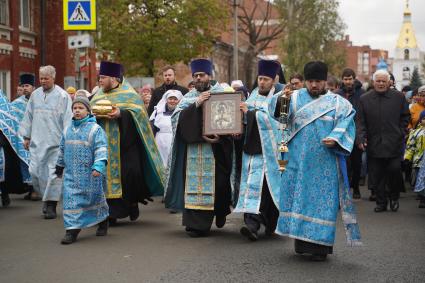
1, 0, 425, 282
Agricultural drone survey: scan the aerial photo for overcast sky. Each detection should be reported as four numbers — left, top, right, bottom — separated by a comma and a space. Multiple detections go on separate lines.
338, 0, 425, 57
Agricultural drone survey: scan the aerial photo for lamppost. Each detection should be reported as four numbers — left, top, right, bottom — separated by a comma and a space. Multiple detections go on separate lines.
233, 0, 240, 81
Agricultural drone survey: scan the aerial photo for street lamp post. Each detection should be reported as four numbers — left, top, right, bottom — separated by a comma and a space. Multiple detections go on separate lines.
233, 0, 239, 81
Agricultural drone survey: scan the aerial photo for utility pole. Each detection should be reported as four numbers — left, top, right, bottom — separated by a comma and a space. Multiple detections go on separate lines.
233, 0, 239, 81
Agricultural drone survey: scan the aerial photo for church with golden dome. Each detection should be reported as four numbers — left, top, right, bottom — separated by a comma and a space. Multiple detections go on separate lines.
393, 0, 424, 89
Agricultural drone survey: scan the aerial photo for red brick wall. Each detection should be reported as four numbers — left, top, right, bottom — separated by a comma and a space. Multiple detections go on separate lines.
0, 0, 98, 101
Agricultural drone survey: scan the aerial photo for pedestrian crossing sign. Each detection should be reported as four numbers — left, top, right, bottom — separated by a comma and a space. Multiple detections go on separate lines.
63, 0, 96, 30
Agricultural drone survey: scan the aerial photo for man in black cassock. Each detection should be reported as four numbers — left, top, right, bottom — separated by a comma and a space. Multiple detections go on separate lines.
234, 59, 281, 241
91, 61, 164, 225
165, 59, 233, 237
0, 74, 35, 206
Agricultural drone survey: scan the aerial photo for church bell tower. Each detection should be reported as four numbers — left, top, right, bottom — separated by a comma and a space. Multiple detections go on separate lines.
393, 0, 422, 89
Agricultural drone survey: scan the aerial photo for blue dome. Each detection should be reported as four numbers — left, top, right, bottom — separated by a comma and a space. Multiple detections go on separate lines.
376, 58, 388, 70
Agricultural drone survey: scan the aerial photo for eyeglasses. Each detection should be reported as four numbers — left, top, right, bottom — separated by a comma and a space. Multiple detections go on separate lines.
193, 73, 207, 78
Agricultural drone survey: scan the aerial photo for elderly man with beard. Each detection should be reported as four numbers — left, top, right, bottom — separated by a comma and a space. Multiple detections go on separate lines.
270, 61, 362, 261
147, 65, 188, 116
233, 60, 281, 241
165, 58, 234, 237
19, 66, 73, 219
357, 70, 410, 213
90, 61, 164, 225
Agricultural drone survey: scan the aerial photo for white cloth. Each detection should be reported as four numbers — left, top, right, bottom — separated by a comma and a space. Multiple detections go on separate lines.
19, 85, 73, 201
149, 89, 183, 167
153, 112, 173, 167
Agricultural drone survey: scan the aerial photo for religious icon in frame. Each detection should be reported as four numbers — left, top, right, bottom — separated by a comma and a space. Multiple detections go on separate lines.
202, 92, 244, 136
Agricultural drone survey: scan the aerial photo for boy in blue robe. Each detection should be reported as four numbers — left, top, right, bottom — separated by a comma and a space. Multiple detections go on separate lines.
56, 95, 109, 245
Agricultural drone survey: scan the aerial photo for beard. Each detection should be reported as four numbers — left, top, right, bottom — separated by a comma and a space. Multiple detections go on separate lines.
195, 81, 210, 92
307, 87, 327, 97
258, 87, 271, 96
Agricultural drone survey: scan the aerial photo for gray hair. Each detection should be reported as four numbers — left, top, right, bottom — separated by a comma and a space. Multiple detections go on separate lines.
39, 65, 56, 79
372, 69, 390, 81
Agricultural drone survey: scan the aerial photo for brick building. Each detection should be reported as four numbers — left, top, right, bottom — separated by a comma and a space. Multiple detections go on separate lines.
336, 35, 390, 83
0, 0, 97, 101
169, 0, 283, 89
1, 1, 282, 100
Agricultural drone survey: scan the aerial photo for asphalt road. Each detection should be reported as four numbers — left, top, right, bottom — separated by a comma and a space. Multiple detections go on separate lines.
1, 186, 424, 283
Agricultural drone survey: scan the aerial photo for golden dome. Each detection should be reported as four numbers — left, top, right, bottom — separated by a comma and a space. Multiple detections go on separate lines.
396, 0, 418, 49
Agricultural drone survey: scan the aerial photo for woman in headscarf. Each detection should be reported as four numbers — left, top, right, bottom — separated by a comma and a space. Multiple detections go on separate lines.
149, 89, 183, 167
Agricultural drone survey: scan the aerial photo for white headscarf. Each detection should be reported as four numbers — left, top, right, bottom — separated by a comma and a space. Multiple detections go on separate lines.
149, 89, 183, 120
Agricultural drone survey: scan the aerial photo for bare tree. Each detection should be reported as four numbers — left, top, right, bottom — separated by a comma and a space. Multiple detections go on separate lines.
233, 0, 284, 89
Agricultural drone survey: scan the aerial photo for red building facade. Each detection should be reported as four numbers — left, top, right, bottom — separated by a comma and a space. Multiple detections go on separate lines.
336, 35, 390, 82
0, 0, 97, 101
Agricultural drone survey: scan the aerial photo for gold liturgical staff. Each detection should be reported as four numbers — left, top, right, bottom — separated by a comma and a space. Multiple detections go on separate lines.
278, 93, 290, 171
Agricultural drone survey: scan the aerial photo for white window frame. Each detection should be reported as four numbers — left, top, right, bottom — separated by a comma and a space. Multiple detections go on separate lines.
0, 70, 11, 101
19, 0, 31, 30
0, 0, 9, 26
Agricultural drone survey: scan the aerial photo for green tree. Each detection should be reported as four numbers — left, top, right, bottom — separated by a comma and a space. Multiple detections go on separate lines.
410, 66, 422, 89
234, 0, 284, 89
275, 0, 346, 75
96, 0, 228, 76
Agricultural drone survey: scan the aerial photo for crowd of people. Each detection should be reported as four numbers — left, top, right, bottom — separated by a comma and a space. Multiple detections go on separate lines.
1, 56, 423, 262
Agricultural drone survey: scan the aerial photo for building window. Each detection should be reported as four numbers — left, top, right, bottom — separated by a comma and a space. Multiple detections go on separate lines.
403, 66, 410, 80
0, 70, 11, 100
0, 0, 8, 26
362, 52, 369, 75
20, 0, 31, 30
404, 49, 410, 60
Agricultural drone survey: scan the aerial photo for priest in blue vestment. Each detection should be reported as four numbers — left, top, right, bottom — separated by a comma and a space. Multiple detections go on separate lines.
0, 74, 36, 207
234, 59, 281, 241
165, 59, 233, 237
270, 61, 362, 261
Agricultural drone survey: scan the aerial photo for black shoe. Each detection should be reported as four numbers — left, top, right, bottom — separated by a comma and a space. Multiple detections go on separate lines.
23, 192, 32, 200
374, 205, 387, 213
185, 227, 208, 238
129, 205, 139, 221
169, 209, 179, 214
61, 229, 80, 245
96, 219, 108, 236
311, 254, 327, 261
44, 201, 57, 219
42, 202, 47, 214
419, 200, 425, 208
353, 191, 361, 199
216, 216, 226, 228
369, 194, 376, 201
108, 217, 118, 226
1, 194, 10, 207
240, 226, 258, 242
389, 200, 399, 212
265, 227, 275, 237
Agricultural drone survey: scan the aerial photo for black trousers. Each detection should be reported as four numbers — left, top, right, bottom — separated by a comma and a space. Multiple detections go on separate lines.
368, 157, 401, 207
244, 180, 279, 234
347, 146, 362, 192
